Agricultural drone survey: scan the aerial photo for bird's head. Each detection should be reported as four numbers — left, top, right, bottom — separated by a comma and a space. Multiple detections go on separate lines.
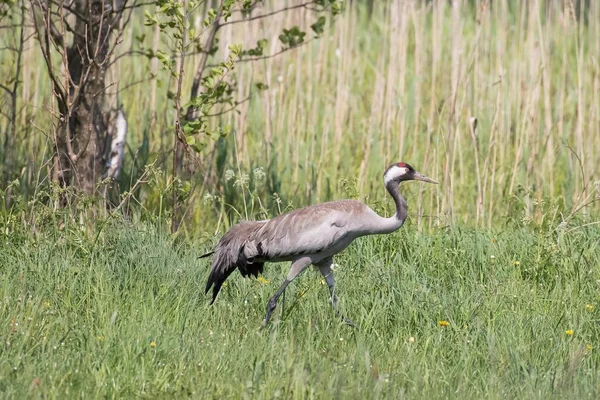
383, 162, 438, 186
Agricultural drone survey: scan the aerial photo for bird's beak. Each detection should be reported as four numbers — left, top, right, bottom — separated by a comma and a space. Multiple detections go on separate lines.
413, 172, 438, 184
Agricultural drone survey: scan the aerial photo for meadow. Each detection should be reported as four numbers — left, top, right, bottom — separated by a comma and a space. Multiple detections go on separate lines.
1, 218, 599, 399
1, 0, 600, 398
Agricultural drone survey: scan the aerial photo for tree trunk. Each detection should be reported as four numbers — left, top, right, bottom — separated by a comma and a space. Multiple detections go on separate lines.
48, 0, 122, 195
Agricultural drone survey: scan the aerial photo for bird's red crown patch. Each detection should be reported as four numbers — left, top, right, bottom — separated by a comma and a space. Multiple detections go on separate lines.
397, 162, 407, 168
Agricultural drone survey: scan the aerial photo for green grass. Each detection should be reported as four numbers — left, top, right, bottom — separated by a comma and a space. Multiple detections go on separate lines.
1, 220, 599, 398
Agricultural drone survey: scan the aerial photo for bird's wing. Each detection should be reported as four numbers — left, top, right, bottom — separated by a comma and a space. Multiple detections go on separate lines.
204, 220, 266, 303
245, 200, 366, 260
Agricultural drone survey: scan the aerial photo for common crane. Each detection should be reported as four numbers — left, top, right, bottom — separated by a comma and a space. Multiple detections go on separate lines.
202, 162, 438, 326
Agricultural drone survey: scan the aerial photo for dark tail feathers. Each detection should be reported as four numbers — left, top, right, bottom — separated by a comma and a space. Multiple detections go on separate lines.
199, 250, 215, 259
204, 266, 235, 305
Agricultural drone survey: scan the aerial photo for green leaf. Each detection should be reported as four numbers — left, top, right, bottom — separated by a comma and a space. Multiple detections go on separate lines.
185, 136, 196, 146
144, 11, 157, 26
255, 82, 269, 91
228, 43, 242, 56
311, 16, 326, 36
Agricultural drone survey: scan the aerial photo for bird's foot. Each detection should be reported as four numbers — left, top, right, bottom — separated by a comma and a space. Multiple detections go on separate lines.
343, 317, 358, 329
258, 319, 269, 331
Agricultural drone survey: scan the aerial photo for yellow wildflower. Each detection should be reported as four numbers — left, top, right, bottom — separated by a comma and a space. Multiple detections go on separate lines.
438, 320, 450, 327
408, 337, 415, 343
586, 344, 593, 353
97, 335, 105, 342
257, 276, 270, 285
565, 329, 574, 336
513, 261, 520, 267
150, 341, 157, 348
586, 304, 594, 312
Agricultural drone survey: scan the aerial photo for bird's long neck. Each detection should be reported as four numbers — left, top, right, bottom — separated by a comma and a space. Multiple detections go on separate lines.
387, 181, 408, 223
370, 181, 407, 234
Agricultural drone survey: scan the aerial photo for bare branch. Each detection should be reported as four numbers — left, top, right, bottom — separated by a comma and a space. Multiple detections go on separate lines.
205, 95, 251, 117
30, 0, 67, 109
122, 0, 156, 10
207, 38, 316, 69
220, 1, 320, 26
186, 2, 223, 120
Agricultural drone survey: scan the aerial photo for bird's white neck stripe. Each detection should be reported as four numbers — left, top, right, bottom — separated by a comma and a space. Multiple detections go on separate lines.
383, 166, 408, 185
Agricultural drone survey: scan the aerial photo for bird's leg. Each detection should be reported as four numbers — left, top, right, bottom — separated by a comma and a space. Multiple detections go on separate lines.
263, 279, 290, 326
263, 257, 311, 326
317, 258, 357, 328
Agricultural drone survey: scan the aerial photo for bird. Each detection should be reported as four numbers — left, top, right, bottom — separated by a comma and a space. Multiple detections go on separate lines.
202, 162, 438, 327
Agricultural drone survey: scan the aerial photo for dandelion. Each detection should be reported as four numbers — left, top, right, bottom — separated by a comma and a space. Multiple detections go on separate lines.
586, 304, 594, 312
257, 276, 270, 285
586, 344, 593, 353
150, 341, 157, 348
254, 167, 266, 181
438, 320, 450, 327
513, 260, 520, 267
565, 329, 574, 336
224, 169, 235, 182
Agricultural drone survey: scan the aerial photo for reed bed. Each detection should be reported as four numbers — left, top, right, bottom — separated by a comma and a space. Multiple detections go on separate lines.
1, 0, 599, 229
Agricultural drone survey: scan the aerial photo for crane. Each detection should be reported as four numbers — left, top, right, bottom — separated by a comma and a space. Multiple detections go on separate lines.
202, 162, 438, 326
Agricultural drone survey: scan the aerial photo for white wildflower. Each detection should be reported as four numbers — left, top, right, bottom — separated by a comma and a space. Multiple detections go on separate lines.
254, 167, 266, 181
335, 48, 341, 58
234, 173, 249, 188
203, 192, 216, 205
224, 169, 235, 182
277, 75, 284, 83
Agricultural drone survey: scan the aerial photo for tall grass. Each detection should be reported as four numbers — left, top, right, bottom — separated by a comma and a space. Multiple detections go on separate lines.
1, 219, 599, 398
1, 0, 599, 230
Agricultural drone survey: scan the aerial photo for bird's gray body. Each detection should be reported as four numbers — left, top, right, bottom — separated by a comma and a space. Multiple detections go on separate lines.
203, 162, 437, 326
243, 199, 397, 263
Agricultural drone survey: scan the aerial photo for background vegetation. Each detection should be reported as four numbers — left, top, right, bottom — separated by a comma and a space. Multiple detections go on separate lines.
1, 0, 599, 398
1, 0, 598, 230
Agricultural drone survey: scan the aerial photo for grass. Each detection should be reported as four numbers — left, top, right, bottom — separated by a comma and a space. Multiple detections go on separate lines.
1, 219, 599, 398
